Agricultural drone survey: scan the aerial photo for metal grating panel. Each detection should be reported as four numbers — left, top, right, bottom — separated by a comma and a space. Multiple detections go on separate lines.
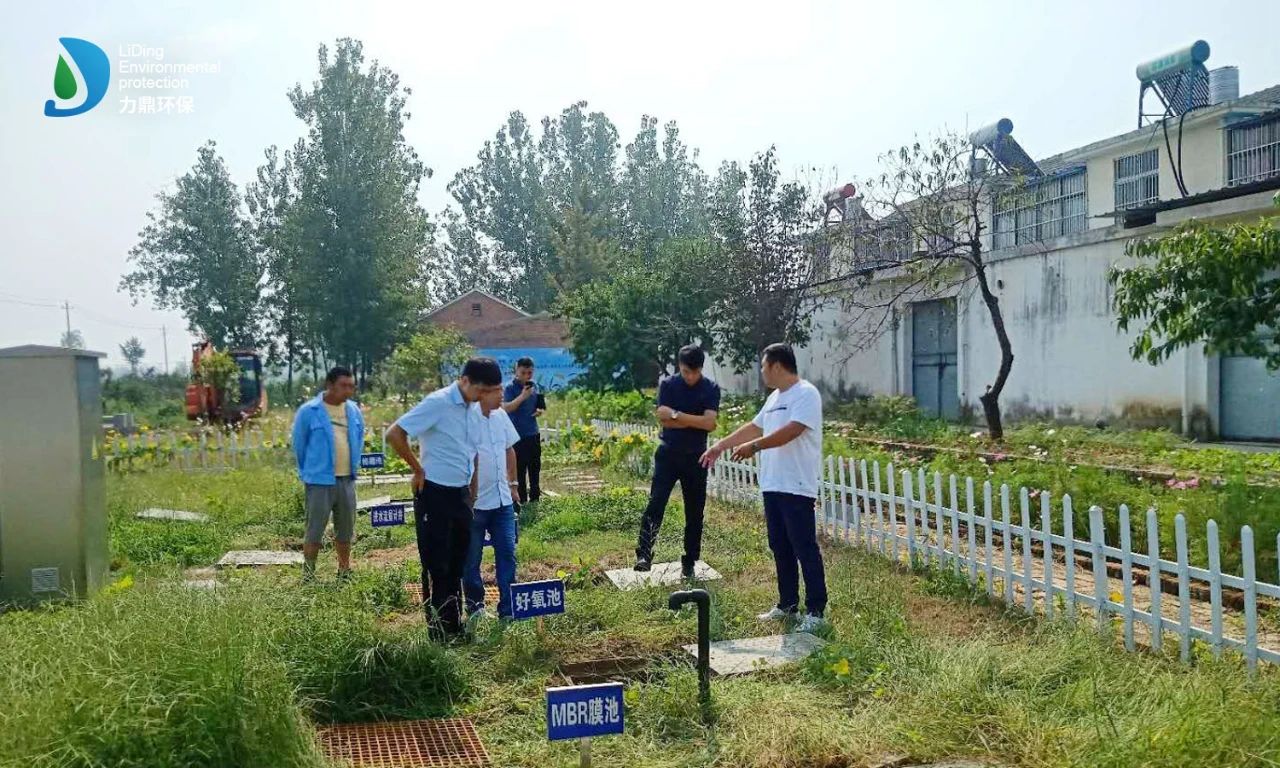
1114, 148, 1160, 210
318, 718, 490, 768
404, 583, 499, 607
1228, 115, 1280, 186
31, 567, 60, 593
992, 168, 1087, 248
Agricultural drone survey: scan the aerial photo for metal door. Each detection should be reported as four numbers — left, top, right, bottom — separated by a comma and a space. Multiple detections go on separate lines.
1220, 355, 1280, 440
912, 299, 959, 420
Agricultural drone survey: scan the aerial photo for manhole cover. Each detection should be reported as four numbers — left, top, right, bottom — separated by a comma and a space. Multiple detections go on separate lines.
687, 632, 826, 676
404, 583, 499, 607
136, 508, 209, 523
216, 550, 304, 568
559, 656, 656, 685
318, 718, 490, 767
605, 560, 722, 591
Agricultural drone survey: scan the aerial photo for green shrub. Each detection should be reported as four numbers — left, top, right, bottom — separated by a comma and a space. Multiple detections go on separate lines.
0, 576, 473, 766
109, 518, 227, 568
526, 488, 651, 541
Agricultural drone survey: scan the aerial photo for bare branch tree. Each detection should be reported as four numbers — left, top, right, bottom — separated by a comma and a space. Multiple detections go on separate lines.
814, 129, 1020, 440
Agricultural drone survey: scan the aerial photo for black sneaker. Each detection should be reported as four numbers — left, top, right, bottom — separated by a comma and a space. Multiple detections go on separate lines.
681, 562, 695, 579
634, 558, 651, 572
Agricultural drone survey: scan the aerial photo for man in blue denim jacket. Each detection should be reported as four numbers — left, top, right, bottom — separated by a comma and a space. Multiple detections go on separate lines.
291, 366, 365, 582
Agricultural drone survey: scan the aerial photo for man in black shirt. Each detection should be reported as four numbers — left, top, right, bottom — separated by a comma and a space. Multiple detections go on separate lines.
634, 345, 720, 578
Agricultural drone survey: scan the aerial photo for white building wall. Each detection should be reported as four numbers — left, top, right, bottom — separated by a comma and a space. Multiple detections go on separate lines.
961, 232, 1185, 426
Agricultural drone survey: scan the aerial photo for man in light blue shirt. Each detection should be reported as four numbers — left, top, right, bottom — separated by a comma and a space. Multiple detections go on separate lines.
386, 357, 504, 640
290, 366, 364, 583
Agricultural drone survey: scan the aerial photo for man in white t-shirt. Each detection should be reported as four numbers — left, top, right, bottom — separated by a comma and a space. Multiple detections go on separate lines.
701, 343, 828, 633
463, 383, 522, 622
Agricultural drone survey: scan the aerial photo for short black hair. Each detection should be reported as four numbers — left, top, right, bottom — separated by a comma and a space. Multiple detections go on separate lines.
516, 357, 535, 369
462, 357, 502, 386
677, 345, 705, 370
762, 343, 798, 374
325, 366, 354, 385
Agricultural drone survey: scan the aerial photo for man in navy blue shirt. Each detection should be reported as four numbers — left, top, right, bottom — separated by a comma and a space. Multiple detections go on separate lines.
634, 345, 720, 578
502, 357, 544, 503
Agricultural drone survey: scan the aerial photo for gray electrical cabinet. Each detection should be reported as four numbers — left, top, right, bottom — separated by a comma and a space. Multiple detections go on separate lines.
0, 345, 108, 603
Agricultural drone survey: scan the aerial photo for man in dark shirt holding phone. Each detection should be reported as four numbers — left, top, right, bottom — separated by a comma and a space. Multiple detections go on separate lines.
502, 357, 544, 503
634, 345, 720, 578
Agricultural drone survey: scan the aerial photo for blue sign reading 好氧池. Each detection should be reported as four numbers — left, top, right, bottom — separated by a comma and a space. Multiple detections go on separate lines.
359, 452, 386, 470
510, 579, 565, 620
546, 682, 624, 741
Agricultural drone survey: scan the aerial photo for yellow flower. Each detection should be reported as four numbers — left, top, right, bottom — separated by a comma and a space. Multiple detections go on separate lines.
623, 688, 639, 706
828, 658, 851, 677
103, 574, 135, 595
1109, 591, 1124, 604
592, 445, 605, 460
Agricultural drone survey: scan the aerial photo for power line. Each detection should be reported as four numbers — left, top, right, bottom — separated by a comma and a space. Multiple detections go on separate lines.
0, 296, 63, 309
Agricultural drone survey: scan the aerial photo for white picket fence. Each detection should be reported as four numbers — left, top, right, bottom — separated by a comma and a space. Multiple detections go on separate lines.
586, 418, 1280, 671
102, 426, 291, 471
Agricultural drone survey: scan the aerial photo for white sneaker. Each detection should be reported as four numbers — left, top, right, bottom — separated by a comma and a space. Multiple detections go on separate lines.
756, 606, 794, 621
795, 613, 827, 633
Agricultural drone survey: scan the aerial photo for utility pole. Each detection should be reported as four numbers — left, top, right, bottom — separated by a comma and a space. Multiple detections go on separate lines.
63, 300, 71, 339
161, 325, 169, 374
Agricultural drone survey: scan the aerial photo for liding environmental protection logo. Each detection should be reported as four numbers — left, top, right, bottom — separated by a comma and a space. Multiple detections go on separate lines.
45, 37, 110, 117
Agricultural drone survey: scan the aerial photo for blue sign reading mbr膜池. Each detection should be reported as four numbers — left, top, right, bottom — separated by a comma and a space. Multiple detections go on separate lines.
359, 452, 386, 470
546, 683, 624, 741
510, 579, 564, 621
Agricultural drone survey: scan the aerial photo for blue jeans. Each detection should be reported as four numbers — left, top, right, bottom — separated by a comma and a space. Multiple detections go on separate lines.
463, 504, 517, 618
763, 492, 828, 616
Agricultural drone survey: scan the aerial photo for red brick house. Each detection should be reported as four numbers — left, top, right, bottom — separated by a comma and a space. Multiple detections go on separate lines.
425, 291, 583, 389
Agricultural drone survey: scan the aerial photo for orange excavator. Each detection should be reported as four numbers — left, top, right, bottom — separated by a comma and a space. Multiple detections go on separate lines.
185, 341, 268, 423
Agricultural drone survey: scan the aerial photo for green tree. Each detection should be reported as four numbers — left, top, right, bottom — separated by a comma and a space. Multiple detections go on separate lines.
246, 142, 309, 397
449, 110, 556, 312
559, 240, 721, 390
822, 131, 1018, 438
121, 141, 263, 347
1111, 197, 1280, 368
120, 336, 146, 375
429, 207, 504, 305
383, 327, 474, 402
194, 349, 242, 409
620, 116, 709, 255
550, 186, 620, 294
60, 329, 85, 349
709, 146, 819, 376
287, 38, 433, 384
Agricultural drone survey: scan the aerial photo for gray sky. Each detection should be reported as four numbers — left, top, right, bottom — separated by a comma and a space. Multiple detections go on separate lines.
3, 0, 1278, 371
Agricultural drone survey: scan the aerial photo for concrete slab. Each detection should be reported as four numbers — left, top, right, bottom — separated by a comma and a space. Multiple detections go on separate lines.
355, 473, 414, 485
216, 550, 304, 568
542, 489, 561, 498
684, 632, 826, 676
605, 560, 722, 590
136, 508, 209, 523
356, 495, 392, 510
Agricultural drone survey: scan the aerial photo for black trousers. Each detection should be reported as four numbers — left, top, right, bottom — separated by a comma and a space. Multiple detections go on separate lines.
413, 480, 472, 639
514, 434, 542, 503
635, 443, 708, 567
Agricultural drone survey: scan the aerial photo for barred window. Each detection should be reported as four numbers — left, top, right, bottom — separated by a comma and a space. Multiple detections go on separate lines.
1114, 149, 1159, 210
992, 169, 1087, 249
1227, 115, 1280, 186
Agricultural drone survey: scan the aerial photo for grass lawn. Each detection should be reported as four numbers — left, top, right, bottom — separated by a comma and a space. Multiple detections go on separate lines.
2, 451, 1279, 768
